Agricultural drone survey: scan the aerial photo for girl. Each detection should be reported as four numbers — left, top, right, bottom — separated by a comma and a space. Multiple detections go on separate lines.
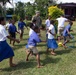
47, 20, 58, 55
0, 17, 20, 67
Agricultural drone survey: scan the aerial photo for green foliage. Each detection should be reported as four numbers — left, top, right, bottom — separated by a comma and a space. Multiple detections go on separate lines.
48, 6, 64, 19
12, 14, 18, 21
15, 2, 25, 19
6, 8, 14, 15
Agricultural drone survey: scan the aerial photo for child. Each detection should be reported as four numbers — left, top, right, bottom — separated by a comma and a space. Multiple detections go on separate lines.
8, 19, 20, 46
62, 21, 73, 48
47, 20, 58, 55
0, 17, 20, 67
29, 20, 36, 36
45, 15, 51, 41
5, 19, 12, 30
26, 26, 44, 68
18, 18, 28, 40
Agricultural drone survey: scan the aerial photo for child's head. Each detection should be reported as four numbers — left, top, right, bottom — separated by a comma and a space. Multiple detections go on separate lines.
50, 20, 55, 25
48, 15, 51, 19
32, 19, 36, 24
69, 21, 73, 26
0, 17, 6, 25
11, 19, 16, 25
8, 19, 12, 24
29, 23, 34, 29
20, 18, 23, 22
33, 26, 40, 33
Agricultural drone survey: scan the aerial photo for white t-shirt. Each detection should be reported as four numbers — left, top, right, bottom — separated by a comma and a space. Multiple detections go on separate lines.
5, 23, 11, 29
48, 24, 55, 39
0, 24, 9, 41
29, 28, 34, 36
56, 17, 68, 28
45, 19, 50, 28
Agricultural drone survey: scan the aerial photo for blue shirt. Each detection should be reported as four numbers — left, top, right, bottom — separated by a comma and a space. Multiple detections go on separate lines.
63, 24, 71, 36
18, 21, 26, 29
27, 31, 41, 46
9, 24, 17, 33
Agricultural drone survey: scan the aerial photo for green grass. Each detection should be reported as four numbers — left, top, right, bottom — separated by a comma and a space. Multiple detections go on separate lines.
0, 21, 76, 75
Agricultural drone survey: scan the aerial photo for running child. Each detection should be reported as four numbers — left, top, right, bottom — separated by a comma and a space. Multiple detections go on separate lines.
0, 17, 20, 67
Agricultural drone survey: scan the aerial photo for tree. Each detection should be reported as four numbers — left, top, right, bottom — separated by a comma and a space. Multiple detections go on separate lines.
15, 1, 25, 19
6, 8, 14, 15
24, 2, 35, 20
33, 0, 57, 18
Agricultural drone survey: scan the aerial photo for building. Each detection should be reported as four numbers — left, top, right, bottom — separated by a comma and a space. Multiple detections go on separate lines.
58, 3, 76, 20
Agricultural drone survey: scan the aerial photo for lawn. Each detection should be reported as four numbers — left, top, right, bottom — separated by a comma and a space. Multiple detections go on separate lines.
0, 21, 76, 75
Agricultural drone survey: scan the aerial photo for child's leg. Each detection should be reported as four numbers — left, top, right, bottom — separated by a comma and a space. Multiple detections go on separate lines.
9, 57, 16, 67
36, 54, 43, 68
46, 47, 49, 53
51, 49, 56, 55
26, 51, 31, 61
13, 40, 15, 46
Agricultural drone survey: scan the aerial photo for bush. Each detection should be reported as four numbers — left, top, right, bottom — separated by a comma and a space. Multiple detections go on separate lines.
12, 14, 18, 21
48, 6, 64, 19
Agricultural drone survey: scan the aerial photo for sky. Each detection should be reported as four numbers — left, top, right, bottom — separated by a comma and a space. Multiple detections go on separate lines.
6, 0, 76, 8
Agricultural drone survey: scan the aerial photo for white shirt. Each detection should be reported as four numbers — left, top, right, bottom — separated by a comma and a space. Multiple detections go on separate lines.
29, 28, 34, 36
56, 17, 68, 28
0, 24, 9, 41
48, 24, 55, 39
45, 19, 50, 28
5, 23, 11, 29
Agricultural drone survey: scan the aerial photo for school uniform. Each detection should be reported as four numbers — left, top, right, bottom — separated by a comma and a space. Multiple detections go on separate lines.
45, 19, 51, 38
47, 24, 58, 49
63, 24, 71, 41
8, 24, 17, 38
26, 31, 41, 54
18, 21, 26, 34
0, 24, 14, 62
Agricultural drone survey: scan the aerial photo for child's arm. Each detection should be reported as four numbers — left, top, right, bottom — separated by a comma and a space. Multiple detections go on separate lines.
48, 30, 56, 36
7, 36, 20, 43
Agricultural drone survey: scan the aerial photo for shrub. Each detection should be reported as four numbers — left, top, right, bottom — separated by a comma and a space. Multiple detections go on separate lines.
48, 6, 64, 19
12, 14, 18, 21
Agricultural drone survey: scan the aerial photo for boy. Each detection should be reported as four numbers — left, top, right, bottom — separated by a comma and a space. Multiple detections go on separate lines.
26, 26, 45, 68
63, 21, 73, 48
8, 19, 20, 46
18, 18, 28, 40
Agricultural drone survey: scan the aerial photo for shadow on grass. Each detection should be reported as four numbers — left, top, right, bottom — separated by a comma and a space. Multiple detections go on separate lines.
41, 55, 61, 65
56, 49, 72, 55
12, 43, 27, 50
1, 61, 36, 72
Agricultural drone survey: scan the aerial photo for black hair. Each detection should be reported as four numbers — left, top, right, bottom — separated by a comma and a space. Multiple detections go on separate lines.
29, 23, 34, 28
69, 21, 73, 25
50, 20, 55, 24
32, 19, 36, 23
0, 17, 4, 24
33, 26, 39, 31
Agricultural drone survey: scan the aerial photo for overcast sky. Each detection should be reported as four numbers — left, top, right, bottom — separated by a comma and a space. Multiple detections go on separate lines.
6, 0, 76, 8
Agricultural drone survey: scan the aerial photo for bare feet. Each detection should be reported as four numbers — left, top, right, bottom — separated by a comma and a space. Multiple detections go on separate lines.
37, 65, 43, 68
51, 51, 56, 56
10, 63, 17, 67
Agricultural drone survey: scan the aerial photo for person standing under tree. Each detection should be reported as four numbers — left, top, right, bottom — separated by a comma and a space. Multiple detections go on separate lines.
32, 11, 42, 28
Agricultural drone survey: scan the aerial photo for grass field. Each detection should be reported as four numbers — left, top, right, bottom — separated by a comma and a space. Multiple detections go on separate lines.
0, 21, 76, 75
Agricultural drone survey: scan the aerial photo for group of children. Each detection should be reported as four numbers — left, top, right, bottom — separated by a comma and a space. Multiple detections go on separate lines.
0, 15, 73, 68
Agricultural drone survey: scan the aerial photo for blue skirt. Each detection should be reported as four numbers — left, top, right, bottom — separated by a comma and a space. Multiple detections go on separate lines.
47, 39, 58, 49
0, 41, 14, 62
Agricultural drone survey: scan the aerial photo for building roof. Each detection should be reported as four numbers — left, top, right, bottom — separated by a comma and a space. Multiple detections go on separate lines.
58, 3, 76, 7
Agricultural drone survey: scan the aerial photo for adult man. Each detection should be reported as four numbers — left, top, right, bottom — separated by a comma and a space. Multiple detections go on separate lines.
32, 11, 42, 28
